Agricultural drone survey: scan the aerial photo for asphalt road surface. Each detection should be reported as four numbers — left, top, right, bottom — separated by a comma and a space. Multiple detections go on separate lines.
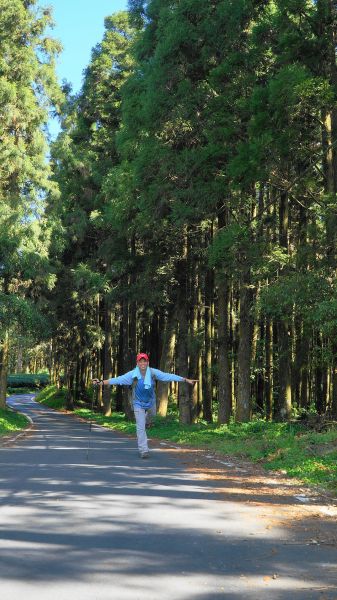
0, 394, 336, 600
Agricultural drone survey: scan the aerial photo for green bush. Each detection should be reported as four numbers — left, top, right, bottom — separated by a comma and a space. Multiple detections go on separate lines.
7, 373, 50, 389
7, 387, 35, 395
36, 385, 67, 409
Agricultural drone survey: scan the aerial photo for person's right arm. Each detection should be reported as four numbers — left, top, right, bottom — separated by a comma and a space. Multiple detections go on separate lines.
93, 371, 134, 386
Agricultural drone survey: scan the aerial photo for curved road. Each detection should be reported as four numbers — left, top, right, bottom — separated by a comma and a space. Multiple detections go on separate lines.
0, 395, 335, 600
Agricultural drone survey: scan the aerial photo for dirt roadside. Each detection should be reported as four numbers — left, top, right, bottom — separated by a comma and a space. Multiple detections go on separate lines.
154, 439, 337, 550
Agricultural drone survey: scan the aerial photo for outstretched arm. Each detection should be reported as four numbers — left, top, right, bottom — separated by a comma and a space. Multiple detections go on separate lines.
150, 368, 197, 385
184, 377, 198, 385
92, 372, 134, 386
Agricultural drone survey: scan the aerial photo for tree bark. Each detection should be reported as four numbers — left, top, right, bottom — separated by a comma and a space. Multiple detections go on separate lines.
157, 310, 177, 416
265, 317, 273, 420
177, 298, 190, 424
115, 296, 132, 416
176, 237, 190, 424
0, 331, 9, 409
190, 287, 200, 423
217, 272, 232, 424
203, 265, 213, 422
315, 333, 324, 415
275, 190, 292, 420
319, 2, 337, 415
66, 363, 75, 411
236, 270, 253, 422
102, 300, 113, 416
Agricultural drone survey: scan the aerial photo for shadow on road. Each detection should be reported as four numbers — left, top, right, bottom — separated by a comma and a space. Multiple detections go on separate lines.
0, 395, 335, 600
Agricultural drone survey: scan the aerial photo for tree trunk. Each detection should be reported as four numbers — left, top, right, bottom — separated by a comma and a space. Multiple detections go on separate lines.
230, 285, 236, 414
121, 295, 134, 421
275, 190, 292, 420
315, 330, 324, 414
16, 344, 23, 373
265, 317, 273, 420
236, 270, 253, 422
102, 300, 113, 416
319, 3, 337, 414
331, 368, 337, 418
202, 266, 213, 422
115, 309, 124, 412
66, 363, 75, 411
190, 286, 200, 423
275, 320, 292, 421
217, 272, 232, 424
0, 331, 9, 408
75, 359, 81, 401
299, 333, 310, 410
157, 311, 177, 416
255, 319, 264, 416
176, 238, 190, 424
177, 298, 190, 424
149, 311, 160, 367
197, 283, 203, 411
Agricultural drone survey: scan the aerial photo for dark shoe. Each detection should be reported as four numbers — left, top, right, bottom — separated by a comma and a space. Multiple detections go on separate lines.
140, 451, 149, 459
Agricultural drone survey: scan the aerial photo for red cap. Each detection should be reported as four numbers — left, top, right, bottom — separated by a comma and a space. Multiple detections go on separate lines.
136, 352, 149, 362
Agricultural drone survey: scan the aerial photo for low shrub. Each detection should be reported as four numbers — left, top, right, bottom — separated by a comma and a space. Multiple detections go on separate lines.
7, 373, 50, 389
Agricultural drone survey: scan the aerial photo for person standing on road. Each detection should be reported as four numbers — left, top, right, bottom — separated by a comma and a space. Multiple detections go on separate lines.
93, 352, 197, 458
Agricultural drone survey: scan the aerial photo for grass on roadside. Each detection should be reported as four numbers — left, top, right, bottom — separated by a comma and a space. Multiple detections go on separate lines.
0, 407, 30, 436
37, 385, 67, 409
35, 386, 337, 494
7, 387, 36, 395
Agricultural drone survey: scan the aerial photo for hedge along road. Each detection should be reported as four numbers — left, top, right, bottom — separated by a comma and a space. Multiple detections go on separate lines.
0, 395, 336, 600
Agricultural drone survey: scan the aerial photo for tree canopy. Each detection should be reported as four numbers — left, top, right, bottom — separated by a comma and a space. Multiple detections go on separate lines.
3, 0, 337, 425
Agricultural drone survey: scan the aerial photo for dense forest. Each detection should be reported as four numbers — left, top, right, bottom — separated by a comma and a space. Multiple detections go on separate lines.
1, 0, 337, 426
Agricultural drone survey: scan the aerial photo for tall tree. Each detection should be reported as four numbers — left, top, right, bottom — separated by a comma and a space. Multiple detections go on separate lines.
0, 0, 61, 406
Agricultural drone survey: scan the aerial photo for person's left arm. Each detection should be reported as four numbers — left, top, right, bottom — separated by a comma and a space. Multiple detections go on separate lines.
151, 368, 197, 385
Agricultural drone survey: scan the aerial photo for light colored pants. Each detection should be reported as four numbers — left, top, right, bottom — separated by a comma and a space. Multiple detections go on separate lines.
133, 404, 156, 453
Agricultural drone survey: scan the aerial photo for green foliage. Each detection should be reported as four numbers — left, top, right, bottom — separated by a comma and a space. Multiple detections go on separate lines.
35, 0, 337, 426
71, 264, 110, 297
0, 293, 51, 340
0, 407, 29, 436
7, 387, 35, 395
47, 11, 138, 364
312, 299, 337, 335
208, 224, 251, 270
36, 385, 67, 409
259, 270, 337, 335
7, 373, 49, 389
0, 0, 62, 386
0, 0, 62, 197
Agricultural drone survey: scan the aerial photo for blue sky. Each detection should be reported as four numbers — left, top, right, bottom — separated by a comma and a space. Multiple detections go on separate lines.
46, 0, 128, 136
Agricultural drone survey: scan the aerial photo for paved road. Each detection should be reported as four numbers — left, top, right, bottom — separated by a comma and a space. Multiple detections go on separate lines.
0, 395, 336, 600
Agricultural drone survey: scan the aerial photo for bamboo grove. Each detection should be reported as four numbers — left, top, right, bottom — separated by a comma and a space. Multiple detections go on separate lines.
2, 0, 337, 425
